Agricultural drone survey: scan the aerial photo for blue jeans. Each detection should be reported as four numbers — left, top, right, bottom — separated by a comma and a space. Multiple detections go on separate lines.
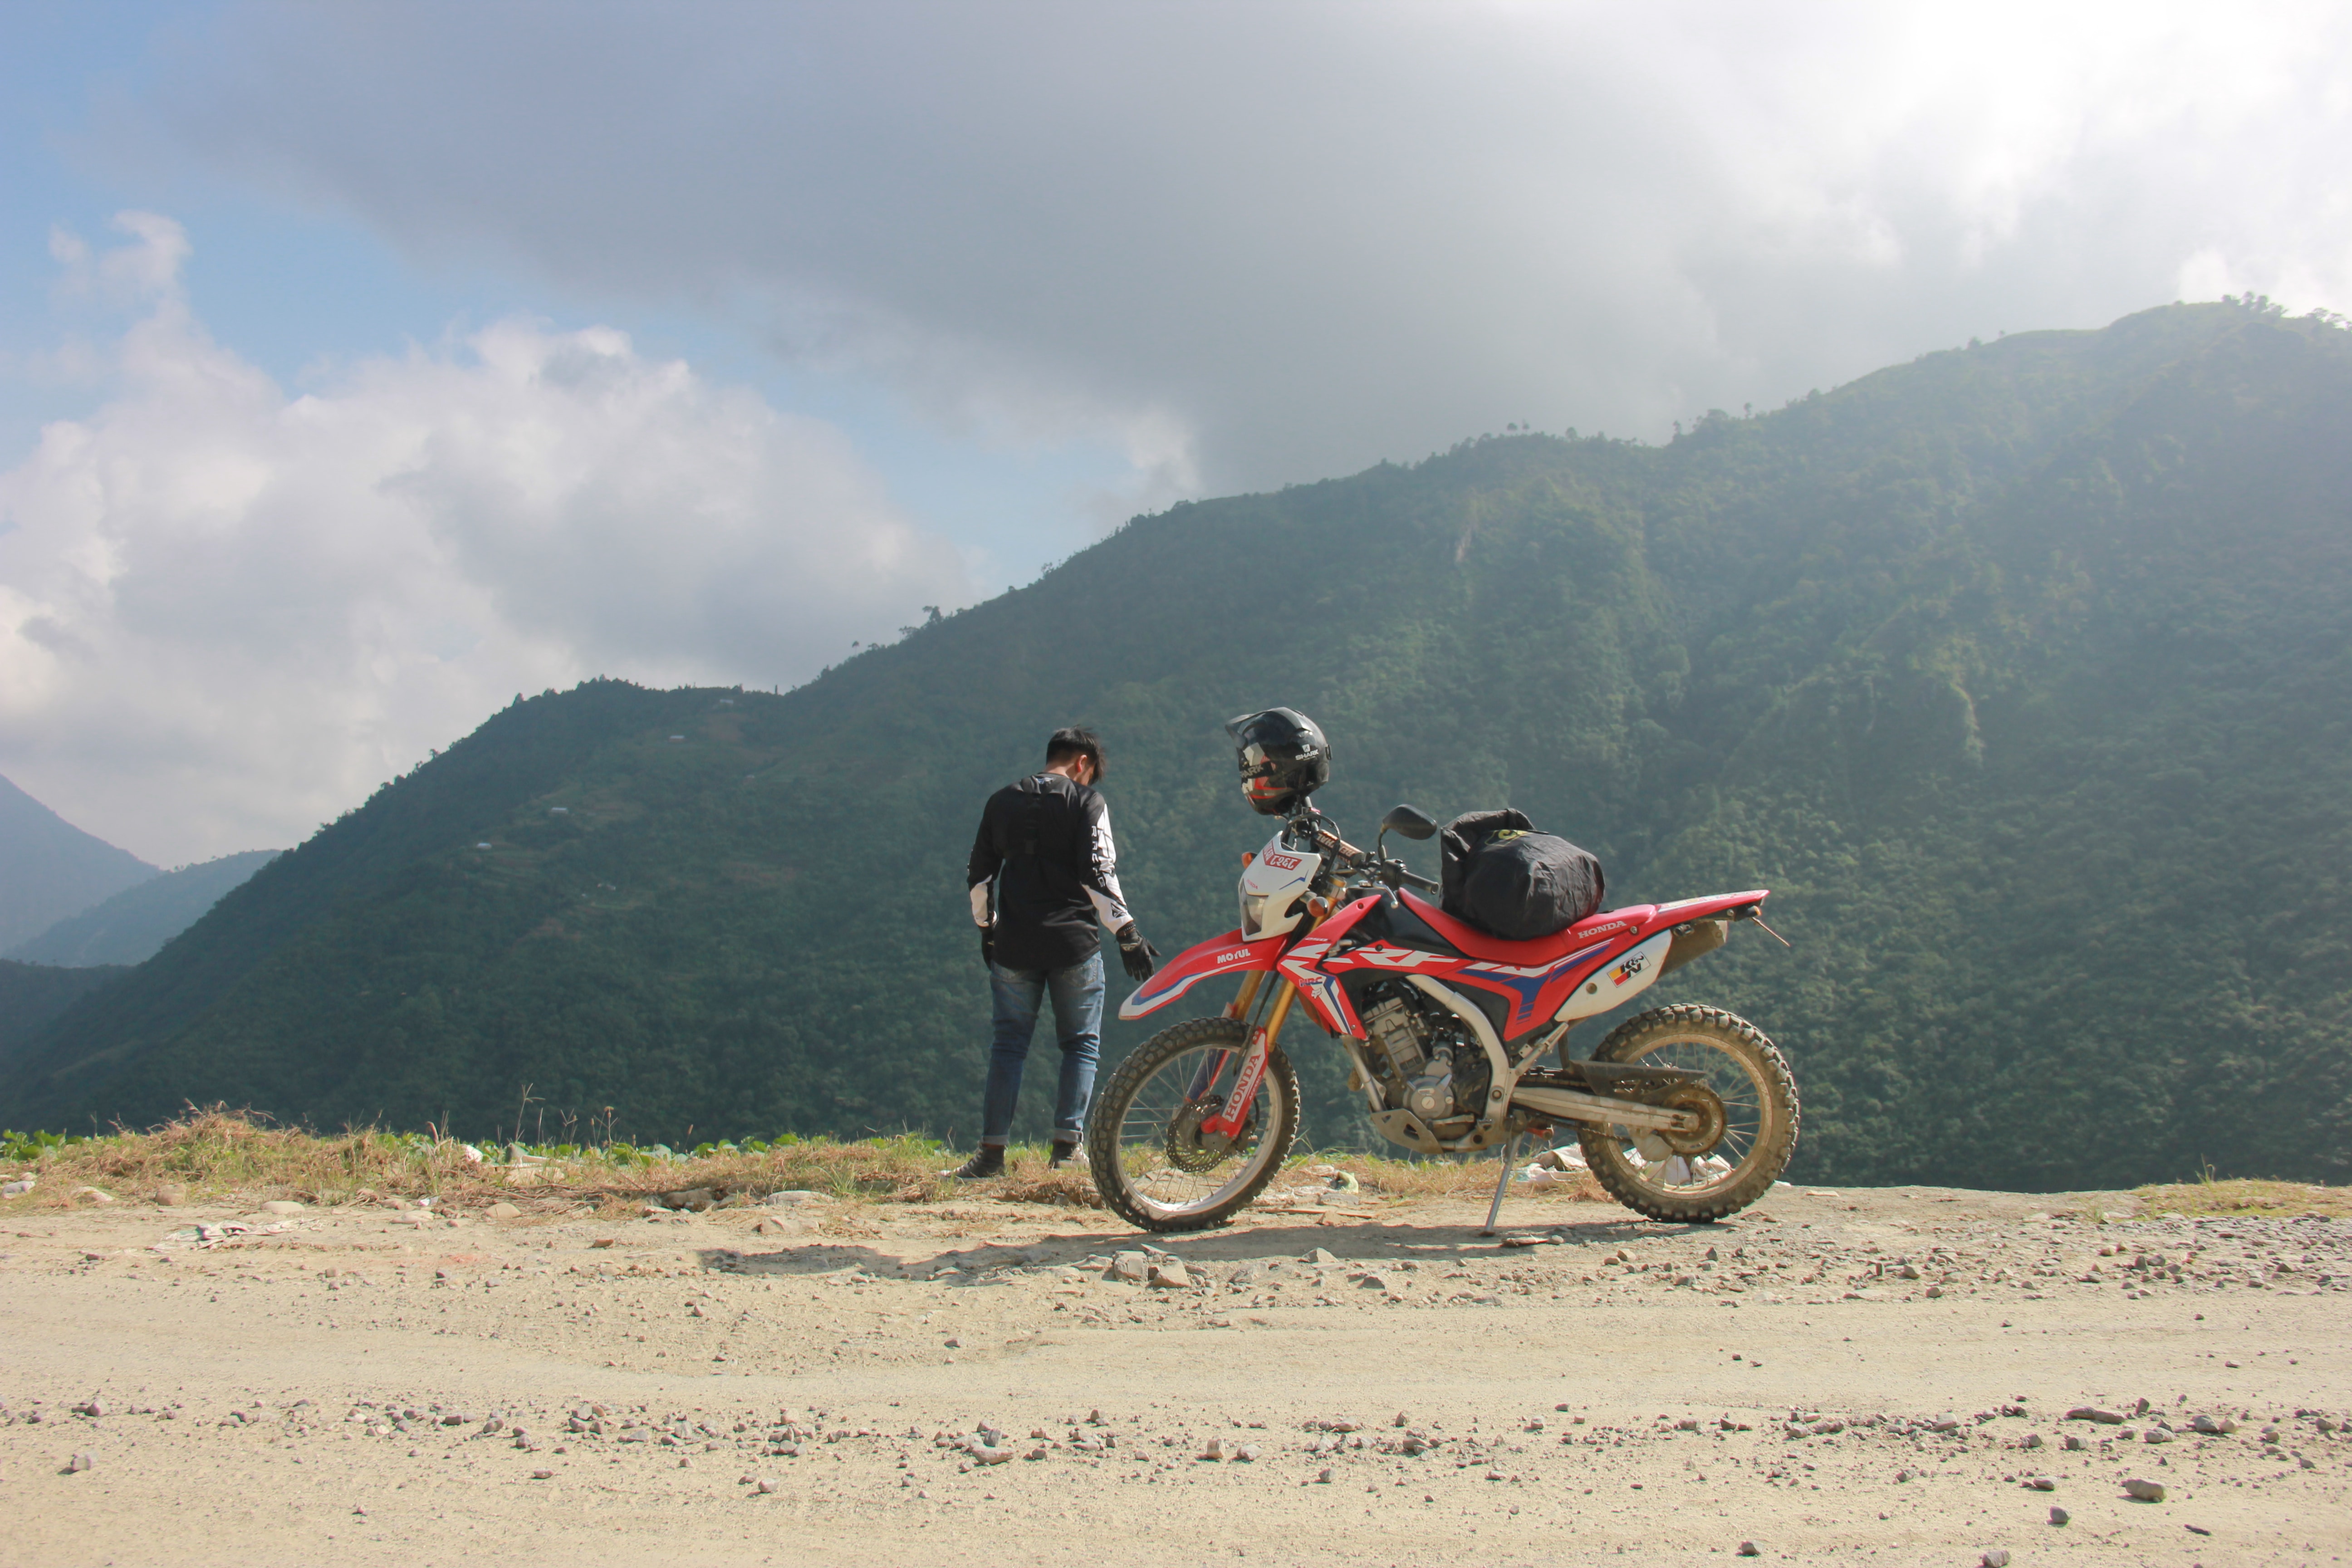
980, 951, 1104, 1146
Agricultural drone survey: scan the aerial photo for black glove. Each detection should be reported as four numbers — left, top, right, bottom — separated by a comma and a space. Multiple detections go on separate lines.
1115, 923, 1159, 982
978, 924, 995, 967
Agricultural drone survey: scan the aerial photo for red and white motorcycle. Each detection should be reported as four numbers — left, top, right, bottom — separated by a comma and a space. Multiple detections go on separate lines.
1086, 802, 1798, 1232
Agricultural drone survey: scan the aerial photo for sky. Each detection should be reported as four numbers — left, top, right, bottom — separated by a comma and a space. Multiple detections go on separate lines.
1, 0, 2347, 866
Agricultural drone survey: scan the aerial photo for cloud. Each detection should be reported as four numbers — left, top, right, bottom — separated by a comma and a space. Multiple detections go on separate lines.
116, 0, 2352, 494
0, 215, 970, 862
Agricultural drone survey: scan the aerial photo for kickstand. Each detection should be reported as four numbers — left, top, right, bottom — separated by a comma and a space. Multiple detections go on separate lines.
1480, 1132, 1522, 1236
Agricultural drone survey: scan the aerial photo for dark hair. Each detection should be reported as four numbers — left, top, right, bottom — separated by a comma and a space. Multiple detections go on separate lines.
1046, 726, 1104, 777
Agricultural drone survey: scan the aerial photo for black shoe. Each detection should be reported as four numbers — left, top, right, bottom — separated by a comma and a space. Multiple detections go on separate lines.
945, 1147, 1004, 1180
1048, 1140, 1080, 1170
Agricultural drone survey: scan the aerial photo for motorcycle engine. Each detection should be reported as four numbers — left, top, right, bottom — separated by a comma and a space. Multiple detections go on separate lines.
1361, 987, 1487, 1125
1361, 991, 1430, 1086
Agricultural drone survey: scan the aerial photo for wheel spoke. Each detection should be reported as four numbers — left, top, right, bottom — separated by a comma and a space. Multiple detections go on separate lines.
1576, 1012, 1794, 1210
1096, 1032, 1292, 1224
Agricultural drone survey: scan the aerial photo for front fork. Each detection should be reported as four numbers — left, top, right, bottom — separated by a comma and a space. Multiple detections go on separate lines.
1192, 973, 1294, 1140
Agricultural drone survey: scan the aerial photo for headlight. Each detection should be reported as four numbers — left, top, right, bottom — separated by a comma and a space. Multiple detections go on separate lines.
1240, 892, 1268, 936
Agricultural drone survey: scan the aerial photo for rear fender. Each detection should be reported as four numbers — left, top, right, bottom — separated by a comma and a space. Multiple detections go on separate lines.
1117, 930, 1289, 1021
1644, 889, 1770, 931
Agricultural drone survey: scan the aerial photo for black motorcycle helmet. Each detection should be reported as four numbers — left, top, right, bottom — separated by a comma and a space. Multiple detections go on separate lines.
1225, 707, 1332, 816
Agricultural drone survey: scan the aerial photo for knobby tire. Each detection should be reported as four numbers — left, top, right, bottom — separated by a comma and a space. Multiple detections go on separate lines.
1086, 1014, 1301, 1233
1576, 1002, 1799, 1224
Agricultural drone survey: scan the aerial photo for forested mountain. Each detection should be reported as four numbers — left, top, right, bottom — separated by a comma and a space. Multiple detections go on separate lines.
7, 850, 282, 967
0, 960, 126, 1064
3, 300, 2346, 1190
0, 775, 156, 952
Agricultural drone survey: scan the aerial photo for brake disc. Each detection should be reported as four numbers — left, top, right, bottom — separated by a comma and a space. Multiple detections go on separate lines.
1164, 1098, 1240, 1174
1656, 1083, 1728, 1156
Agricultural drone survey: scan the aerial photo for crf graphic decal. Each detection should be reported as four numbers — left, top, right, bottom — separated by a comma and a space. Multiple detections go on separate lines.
1457, 939, 1615, 1032
1347, 945, 1441, 970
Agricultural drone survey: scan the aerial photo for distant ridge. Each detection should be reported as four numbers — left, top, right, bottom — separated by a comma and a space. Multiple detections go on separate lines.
7, 850, 283, 967
0, 775, 155, 952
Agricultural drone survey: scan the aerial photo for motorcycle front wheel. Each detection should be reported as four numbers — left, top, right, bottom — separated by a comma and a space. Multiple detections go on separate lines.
1086, 1014, 1300, 1233
1576, 1003, 1799, 1223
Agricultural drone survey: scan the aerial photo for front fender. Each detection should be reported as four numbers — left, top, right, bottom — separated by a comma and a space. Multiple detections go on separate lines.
1117, 929, 1289, 1021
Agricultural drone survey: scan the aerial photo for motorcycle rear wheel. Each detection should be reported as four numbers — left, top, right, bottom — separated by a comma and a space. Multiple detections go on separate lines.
1087, 1015, 1300, 1233
1576, 1003, 1798, 1224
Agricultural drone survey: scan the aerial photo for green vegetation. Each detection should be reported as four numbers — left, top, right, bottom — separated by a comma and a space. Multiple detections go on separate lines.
1, 300, 2346, 1191
0, 960, 126, 1061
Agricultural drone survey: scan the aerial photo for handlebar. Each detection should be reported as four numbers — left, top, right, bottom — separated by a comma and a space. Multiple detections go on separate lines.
1306, 818, 1437, 895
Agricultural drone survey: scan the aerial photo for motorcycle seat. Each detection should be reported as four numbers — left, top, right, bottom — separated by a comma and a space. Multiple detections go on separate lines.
1395, 890, 1653, 965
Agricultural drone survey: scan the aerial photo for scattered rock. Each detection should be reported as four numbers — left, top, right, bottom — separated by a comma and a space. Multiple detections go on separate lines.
1315, 1466, 1334, 1484
755, 1477, 780, 1494
65, 1452, 93, 1473
755, 1216, 807, 1237
1147, 1259, 1193, 1289
2066, 1406, 2124, 1425
1737, 1543, 1760, 1558
531, 1468, 554, 1480
152, 1184, 186, 1205
1303, 1247, 1339, 1265
657, 1188, 717, 1212
72, 1396, 105, 1418
2122, 1478, 2166, 1503
259, 1200, 304, 1215
2048, 1506, 2069, 1526
2023, 1476, 2056, 1491
75, 1186, 117, 1205
761, 1191, 823, 1205
1981, 1551, 2011, 1568
1111, 1251, 1152, 1283
485, 1201, 522, 1219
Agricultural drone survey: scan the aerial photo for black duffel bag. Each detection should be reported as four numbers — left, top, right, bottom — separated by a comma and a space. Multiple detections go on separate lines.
1439, 808, 1606, 941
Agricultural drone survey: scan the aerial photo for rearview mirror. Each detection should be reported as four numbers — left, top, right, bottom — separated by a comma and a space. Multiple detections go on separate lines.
1381, 804, 1439, 841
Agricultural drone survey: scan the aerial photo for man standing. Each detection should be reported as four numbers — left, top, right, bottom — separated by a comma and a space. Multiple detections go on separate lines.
951, 728, 1157, 1178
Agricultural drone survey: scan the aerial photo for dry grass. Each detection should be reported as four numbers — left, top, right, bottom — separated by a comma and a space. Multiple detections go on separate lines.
0, 1112, 977, 1211
2132, 1175, 2352, 1219
0, 1110, 1604, 1216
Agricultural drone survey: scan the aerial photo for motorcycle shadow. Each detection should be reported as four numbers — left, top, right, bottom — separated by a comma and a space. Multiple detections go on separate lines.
1171, 1215, 1721, 1260
691, 1211, 1723, 1283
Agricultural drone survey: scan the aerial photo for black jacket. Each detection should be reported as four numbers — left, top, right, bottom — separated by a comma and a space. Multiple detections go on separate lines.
966, 772, 1133, 972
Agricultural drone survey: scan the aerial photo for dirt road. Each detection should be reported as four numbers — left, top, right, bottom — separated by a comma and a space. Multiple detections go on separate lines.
3, 1181, 2345, 1566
